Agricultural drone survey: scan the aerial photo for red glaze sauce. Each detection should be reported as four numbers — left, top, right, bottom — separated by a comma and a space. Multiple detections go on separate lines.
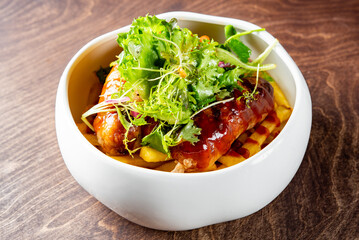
256, 125, 270, 137
238, 147, 250, 159
246, 138, 259, 145
171, 77, 274, 171
266, 112, 280, 127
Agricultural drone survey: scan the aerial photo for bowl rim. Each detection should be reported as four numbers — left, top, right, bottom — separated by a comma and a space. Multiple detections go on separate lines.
58, 11, 310, 178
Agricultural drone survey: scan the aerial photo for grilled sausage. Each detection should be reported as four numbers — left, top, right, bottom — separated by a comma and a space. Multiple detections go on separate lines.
171, 77, 275, 171
93, 66, 141, 155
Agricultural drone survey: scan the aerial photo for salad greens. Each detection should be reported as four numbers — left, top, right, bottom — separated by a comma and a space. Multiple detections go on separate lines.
82, 15, 278, 155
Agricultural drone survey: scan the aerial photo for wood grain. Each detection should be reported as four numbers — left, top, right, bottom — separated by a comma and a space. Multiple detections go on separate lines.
0, 0, 358, 239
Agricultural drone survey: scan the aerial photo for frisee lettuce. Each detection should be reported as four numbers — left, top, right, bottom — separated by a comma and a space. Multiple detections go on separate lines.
82, 15, 278, 155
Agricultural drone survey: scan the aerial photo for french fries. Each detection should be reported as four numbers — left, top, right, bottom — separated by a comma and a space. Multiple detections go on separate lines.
217, 155, 247, 167
218, 112, 279, 167
78, 77, 292, 172
218, 82, 292, 168
270, 81, 290, 109
276, 105, 292, 123
201, 162, 217, 172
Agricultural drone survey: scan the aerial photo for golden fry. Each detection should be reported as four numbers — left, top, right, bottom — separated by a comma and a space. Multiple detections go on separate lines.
155, 160, 178, 172
237, 130, 252, 144
270, 81, 290, 109
111, 154, 163, 169
275, 105, 291, 122
218, 155, 246, 167
201, 162, 217, 172
140, 146, 171, 162
216, 163, 228, 170
219, 110, 283, 167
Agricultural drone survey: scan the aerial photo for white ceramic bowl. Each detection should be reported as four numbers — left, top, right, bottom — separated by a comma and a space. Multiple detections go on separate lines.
56, 11, 312, 231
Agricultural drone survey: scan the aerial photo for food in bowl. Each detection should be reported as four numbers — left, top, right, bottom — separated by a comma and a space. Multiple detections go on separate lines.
79, 15, 292, 173
56, 12, 311, 230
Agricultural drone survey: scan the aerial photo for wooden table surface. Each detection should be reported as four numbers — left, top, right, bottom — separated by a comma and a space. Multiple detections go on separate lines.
1, 0, 358, 239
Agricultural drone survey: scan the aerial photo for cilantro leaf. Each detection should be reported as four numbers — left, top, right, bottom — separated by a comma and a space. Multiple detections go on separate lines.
218, 67, 245, 91
141, 124, 168, 153
224, 25, 268, 64
225, 25, 236, 39
190, 81, 217, 109
227, 39, 251, 63
178, 120, 201, 144
224, 25, 251, 63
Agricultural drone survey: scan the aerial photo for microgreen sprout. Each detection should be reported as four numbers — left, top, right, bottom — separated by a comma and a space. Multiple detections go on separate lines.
238, 64, 261, 107
251, 39, 279, 65
190, 97, 235, 119
81, 16, 279, 154
224, 28, 265, 45
153, 35, 183, 66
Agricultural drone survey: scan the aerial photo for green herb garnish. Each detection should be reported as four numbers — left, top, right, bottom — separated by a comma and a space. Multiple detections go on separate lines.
82, 15, 278, 155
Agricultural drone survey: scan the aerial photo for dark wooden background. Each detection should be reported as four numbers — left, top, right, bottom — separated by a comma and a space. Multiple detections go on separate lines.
1, 0, 358, 239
